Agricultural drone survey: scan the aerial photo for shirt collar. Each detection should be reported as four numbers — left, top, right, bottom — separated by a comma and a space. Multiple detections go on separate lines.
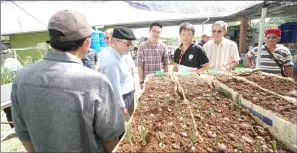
211, 37, 227, 46
109, 46, 122, 60
44, 50, 83, 64
178, 42, 195, 50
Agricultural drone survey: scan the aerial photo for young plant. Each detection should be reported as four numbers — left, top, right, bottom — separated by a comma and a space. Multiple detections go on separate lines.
271, 140, 277, 152
140, 121, 146, 145
215, 136, 221, 147
1, 68, 15, 85
155, 96, 159, 105
190, 121, 195, 146
236, 145, 241, 152
165, 94, 169, 106
125, 123, 133, 144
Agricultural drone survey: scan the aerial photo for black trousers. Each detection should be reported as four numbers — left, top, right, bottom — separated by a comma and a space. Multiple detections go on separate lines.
119, 90, 135, 140
3, 107, 14, 128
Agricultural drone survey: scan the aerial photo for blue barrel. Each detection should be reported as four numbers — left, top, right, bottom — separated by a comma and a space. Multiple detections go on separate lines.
90, 30, 100, 53
98, 31, 107, 48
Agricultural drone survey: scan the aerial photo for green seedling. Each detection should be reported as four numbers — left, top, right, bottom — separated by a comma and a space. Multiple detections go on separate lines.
125, 123, 132, 144
215, 136, 221, 146
165, 95, 169, 106
155, 96, 159, 105
140, 122, 146, 145
1, 68, 15, 85
236, 145, 241, 152
271, 140, 277, 152
190, 122, 195, 146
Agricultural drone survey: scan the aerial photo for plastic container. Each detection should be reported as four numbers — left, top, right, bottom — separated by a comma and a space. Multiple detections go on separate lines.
90, 30, 100, 53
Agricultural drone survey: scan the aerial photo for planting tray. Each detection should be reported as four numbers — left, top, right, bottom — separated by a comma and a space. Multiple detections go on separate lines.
200, 73, 297, 152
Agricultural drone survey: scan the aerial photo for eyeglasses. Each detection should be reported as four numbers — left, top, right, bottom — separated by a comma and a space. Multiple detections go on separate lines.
116, 39, 132, 47
211, 30, 223, 33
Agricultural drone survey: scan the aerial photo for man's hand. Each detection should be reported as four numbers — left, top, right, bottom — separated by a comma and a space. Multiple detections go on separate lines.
120, 108, 130, 122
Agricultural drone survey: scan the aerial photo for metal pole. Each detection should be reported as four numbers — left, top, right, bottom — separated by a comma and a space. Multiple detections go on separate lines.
256, 1, 269, 68
201, 17, 210, 35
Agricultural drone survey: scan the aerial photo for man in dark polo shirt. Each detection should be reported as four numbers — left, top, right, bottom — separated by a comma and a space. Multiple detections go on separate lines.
173, 22, 210, 72
11, 10, 124, 152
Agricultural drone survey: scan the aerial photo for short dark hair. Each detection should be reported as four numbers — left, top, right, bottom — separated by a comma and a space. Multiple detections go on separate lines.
48, 29, 90, 52
179, 22, 195, 35
150, 22, 162, 30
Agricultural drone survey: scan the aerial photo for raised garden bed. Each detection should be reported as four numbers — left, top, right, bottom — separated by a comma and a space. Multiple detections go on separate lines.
178, 75, 290, 152
214, 74, 297, 124
240, 72, 296, 98
115, 73, 292, 152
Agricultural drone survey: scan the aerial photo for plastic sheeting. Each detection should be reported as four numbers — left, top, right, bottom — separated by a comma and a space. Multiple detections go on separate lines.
1, 1, 261, 35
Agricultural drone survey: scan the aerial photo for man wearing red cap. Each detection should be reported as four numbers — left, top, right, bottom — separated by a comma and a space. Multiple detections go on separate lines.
245, 28, 294, 78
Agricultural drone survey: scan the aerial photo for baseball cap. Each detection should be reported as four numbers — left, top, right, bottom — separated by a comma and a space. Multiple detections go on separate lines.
48, 10, 92, 41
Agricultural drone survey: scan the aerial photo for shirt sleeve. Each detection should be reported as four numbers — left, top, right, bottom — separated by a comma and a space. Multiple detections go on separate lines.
137, 44, 144, 67
162, 44, 169, 66
197, 47, 209, 67
94, 82, 125, 142
247, 47, 257, 59
283, 47, 294, 66
231, 43, 241, 62
11, 84, 31, 141
101, 63, 125, 108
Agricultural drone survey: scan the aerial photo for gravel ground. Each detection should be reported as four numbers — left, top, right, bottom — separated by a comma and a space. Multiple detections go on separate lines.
1, 110, 25, 152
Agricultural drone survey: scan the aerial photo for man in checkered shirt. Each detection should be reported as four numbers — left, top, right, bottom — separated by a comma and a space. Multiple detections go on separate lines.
137, 22, 169, 89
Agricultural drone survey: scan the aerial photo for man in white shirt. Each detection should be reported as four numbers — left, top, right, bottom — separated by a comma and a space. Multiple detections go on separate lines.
203, 21, 240, 71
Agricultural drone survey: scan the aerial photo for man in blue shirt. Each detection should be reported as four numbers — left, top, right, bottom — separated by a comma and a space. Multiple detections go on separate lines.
100, 26, 136, 122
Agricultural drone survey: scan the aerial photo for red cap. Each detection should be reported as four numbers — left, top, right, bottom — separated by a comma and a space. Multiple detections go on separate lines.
265, 28, 281, 37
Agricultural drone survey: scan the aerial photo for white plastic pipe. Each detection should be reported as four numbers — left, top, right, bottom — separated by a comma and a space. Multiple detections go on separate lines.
256, 4, 268, 68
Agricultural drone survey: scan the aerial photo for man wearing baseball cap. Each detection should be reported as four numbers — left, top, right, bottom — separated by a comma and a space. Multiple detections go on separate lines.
11, 10, 125, 152
246, 28, 294, 78
99, 26, 136, 123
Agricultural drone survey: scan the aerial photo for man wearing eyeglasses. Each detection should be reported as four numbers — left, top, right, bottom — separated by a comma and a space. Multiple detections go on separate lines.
203, 21, 240, 71
99, 26, 136, 122
245, 28, 294, 78
137, 22, 169, 89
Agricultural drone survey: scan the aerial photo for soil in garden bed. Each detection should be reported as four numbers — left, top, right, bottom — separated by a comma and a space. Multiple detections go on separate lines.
240, 73, 297, 98
117, 75, 197, 152
214, 74, 297, 124
178, 75, 291, 152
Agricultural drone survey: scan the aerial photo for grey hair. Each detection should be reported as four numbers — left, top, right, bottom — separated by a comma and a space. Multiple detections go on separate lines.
212, 21, 228, 32
179, 22, 195, 35
105, 28, 114, 35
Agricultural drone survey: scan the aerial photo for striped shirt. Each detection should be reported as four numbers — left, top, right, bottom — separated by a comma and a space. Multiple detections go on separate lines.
247, 44, 293, 75
203, 38, 240, 70
137, 40, 169, 79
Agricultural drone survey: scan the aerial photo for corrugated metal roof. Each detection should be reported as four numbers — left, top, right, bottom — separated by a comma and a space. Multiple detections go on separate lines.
1, 1, 260, 35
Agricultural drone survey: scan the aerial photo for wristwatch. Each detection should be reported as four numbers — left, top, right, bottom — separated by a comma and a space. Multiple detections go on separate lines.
139, 81, 144, 84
